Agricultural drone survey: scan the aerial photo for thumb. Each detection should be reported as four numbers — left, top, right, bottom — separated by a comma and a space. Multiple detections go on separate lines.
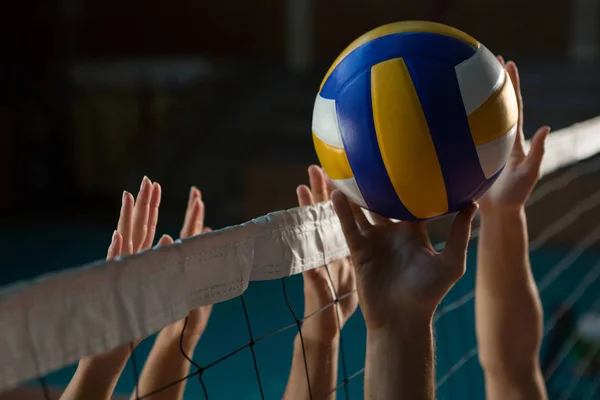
523, 126, 549, 177
443, 203, 478, 265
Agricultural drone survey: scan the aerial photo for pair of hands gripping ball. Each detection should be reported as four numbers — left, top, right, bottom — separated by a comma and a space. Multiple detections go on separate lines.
321, 60, 549, 327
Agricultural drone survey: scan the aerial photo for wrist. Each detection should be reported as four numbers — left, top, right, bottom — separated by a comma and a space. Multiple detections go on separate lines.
295, 332, 339, 351
367, 308, 433, 338
157, 325, 200, 354
480, 205, 525, 222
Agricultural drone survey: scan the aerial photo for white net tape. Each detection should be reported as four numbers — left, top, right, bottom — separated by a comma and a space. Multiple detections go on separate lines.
2, 116, 600, 393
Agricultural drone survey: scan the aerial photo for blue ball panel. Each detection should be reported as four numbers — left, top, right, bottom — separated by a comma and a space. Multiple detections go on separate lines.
335, 68, 416, 220
403, 58, 485, 212
320, 32, 477, 100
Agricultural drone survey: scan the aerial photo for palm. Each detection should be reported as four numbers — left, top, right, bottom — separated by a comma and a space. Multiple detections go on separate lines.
352, 222, 461, 323
331, 190, 477, 328
480, 151, 529, 207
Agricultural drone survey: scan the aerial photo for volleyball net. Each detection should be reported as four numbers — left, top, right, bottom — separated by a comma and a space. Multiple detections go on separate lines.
1, 116, 600, 399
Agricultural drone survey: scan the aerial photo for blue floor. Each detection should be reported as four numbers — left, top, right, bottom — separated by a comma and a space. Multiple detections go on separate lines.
1, 222, 600, 399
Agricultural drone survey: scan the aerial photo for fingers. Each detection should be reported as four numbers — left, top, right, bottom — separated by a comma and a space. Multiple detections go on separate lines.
106, 231, 123, 260
505, 61, 526, 155
297, 184, 314, 206
324, 174, 336, 198
183, 199, 205, 239
180, 187, 205, 239
157, 234, 175, 246
308, 165, 329, 202
349, 200, 371, 232
183, 187, 201, 231
523, 126, 550, 176
496, 55, 505, 66
142, 182, 162, 249
131, 176, 152, 251
442, 203, 478, 266
402, 221, 431, 246
117, 191, 135, 255
332, 190, 368, 252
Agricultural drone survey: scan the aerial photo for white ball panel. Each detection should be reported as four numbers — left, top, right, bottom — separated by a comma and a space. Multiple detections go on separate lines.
332, 177, 368, 208
312, 94, 344, 148
455, 45, 505, 116
476, 123, 517, 178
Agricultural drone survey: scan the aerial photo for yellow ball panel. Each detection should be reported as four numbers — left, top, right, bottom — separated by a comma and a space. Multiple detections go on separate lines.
468, 72, 519, 147
370, 58, 448, 218
312, 133, 354, 180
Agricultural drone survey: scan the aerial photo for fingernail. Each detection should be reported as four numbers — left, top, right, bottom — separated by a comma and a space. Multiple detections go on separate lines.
122, 191, 127, 204
140, 176, 150, 190
111, 230, 118, 244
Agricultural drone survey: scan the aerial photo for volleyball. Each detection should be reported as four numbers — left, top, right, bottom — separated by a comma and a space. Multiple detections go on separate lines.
312, 21, 518, 220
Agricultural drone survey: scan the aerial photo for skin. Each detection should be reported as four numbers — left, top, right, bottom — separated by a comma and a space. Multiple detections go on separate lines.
331, 188, 478, 400
62, 183, 213, 400
61, 177, 162, 400
476, 58, 549, 400
283, 166, 359, 400
132, 186, 213, 400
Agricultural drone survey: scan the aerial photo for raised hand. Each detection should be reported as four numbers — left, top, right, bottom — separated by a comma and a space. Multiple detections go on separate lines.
132, 186, 212, 400
332, 191, 478, 326
475, 59, 549, 400
478, 58, 550, 212
283, 166, 359, 400
297, 166, 358, 342
166, 186, 213, 341
332, 191, 477, 400
62, 177, 162, 400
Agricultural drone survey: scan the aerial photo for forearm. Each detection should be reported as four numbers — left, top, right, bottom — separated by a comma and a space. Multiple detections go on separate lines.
477, 208, 544, 378
61, 346, 131, 400
365, 313, 435, 400
283, 335, 339, 400
132, 330, 199, 400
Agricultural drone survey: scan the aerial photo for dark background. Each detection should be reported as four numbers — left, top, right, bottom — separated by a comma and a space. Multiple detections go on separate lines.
1, 0, 599, 233
1, 2, 600, 399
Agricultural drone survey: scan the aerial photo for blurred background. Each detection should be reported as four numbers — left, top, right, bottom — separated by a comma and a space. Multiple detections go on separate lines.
2, 0, 600, 227
2, 0, 600, 398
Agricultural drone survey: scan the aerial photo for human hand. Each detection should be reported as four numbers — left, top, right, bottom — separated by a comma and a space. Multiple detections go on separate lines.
332, 191, 478, 328
61, 177, 161, 400
160, 187, 212, 344
297, 166, 359, 343
478, 58, 550, 213
131, 187, 212, 400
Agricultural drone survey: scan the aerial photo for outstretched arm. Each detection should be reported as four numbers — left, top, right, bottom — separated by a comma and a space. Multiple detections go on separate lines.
283, 166, 358, 400
61, 177, 161, 400
132, 187, 213, 400
332, 189, 477, 400
476, 59, 549, 400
